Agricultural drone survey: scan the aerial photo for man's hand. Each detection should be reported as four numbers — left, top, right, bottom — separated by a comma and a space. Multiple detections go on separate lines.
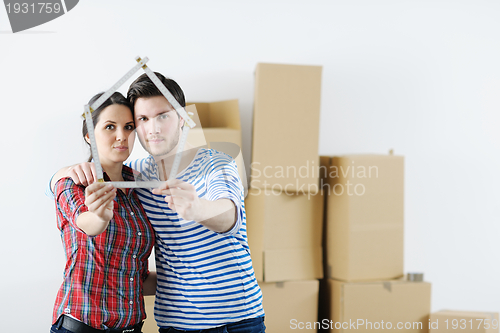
51, 162, 98, 192
69, 162, 98, 186
152, 179, 237, 233
84, 183, 116, 223
152, 179, 202, 222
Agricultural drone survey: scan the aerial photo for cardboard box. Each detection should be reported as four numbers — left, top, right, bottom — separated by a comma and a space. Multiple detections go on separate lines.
246, 188, 323, 282
143, 295, 157, 333
250, 63, 322, 193
322, 154, 404, 281
429, 311, 499, 333
186, 100, 247, 193
328, 279, 431, 333
260, 280, 320, 332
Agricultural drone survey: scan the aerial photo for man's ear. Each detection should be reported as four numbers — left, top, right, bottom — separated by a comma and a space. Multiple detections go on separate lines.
85, 133, 91, 144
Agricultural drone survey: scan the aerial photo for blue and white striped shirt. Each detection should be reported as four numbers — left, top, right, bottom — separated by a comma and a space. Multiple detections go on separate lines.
127, 148, 264, 330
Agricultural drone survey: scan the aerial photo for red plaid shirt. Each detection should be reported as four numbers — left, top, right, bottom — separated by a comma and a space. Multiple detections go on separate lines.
52, 166, 155, 330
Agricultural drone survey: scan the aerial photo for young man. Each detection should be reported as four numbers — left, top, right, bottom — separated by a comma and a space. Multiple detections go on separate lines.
50, 73, 265, 332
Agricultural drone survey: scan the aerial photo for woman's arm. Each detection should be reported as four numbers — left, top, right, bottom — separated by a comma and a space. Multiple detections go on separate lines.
76, 182, 117, 236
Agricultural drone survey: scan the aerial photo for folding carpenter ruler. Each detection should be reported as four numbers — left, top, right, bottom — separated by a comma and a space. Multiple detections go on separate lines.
83, 56, 196, 188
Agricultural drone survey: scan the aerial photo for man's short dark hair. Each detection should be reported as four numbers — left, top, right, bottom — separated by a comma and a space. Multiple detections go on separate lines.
127, 72, 186, 115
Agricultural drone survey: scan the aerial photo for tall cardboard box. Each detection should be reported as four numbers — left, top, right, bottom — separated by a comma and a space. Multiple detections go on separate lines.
186, 100, 247, 193
323, 154, 404, 281
328, 279, 431, 333
250, 63, 322, 193
246, 188, 323, 282
260, 280, 320, 332
429, 311, 499, 333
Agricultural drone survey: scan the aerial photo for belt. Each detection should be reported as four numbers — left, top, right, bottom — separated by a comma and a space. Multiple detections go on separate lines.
57, 315, 144, 333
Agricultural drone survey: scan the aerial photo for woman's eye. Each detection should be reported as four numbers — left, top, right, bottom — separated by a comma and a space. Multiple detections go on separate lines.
159, 114, 169, 120
125, 125, 135, 130
105, 125, 115, 130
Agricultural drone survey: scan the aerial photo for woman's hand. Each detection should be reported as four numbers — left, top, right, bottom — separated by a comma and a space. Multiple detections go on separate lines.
84, 183, 116, 223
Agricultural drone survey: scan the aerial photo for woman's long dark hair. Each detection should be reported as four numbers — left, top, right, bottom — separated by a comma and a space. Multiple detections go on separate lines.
82, 92, 132, 162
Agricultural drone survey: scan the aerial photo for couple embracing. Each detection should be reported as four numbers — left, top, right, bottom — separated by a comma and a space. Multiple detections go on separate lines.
49, 72, 265, 333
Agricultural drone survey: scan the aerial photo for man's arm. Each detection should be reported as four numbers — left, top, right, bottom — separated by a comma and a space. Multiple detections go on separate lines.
50, 167, 71, 192
152, 180, 237, 233
50, 162, 97, 192
197, 199, 237, 233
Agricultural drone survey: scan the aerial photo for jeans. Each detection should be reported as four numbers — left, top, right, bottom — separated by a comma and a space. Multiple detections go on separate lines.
159, 316, 265, 333
50, 324, 73, 333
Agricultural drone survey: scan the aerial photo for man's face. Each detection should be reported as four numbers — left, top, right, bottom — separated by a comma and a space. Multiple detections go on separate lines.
134, 96, 184, 158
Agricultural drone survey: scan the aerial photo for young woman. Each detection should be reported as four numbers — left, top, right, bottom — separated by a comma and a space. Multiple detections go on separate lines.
50, 92, 155, 333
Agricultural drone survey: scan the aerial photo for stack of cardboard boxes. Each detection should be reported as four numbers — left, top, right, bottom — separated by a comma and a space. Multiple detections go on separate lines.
245, 63, 324, 332
319, 154, 432, 332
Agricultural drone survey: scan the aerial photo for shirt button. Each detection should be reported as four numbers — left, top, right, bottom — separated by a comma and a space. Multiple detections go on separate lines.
138, 232, 142, 236
133, 255, 137, 259
130, 212, 134, 216
129, 301, 133, 305
130, 277, 134, 281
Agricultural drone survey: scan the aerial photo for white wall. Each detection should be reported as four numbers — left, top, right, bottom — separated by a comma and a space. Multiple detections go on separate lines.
1, 0, 499, 331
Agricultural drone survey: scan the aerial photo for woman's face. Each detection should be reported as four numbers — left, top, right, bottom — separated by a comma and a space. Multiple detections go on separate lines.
87, 104, 135, 166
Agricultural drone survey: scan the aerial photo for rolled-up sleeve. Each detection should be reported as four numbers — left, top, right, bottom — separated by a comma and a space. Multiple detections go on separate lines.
54, 178, 89, 234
